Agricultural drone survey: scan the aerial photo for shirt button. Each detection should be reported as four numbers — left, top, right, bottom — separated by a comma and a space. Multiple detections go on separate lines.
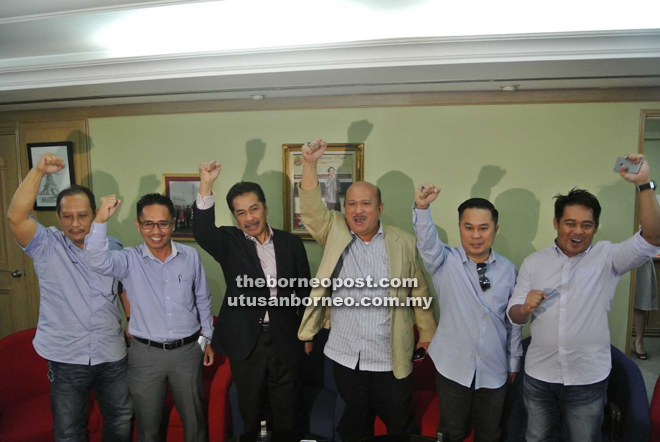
166, 296, 170, 299
165, 280, 169, 283
168, 313, 172, 317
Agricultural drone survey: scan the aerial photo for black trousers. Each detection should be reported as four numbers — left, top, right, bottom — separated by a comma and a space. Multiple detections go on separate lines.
230, 326, 304, 442
436, 372, 508, 442
333, 361, 417, 442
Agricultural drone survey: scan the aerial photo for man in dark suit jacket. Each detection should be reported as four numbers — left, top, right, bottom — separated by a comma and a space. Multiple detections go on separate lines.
193, 160, 312, 442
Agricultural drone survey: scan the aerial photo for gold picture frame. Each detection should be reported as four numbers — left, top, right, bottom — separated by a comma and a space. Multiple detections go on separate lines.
282, 143, 364, 239
163, 174, 200, 241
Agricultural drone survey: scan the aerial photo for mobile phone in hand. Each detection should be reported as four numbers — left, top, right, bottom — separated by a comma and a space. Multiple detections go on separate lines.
412, 347, 426, 362
614, 157, 642, 174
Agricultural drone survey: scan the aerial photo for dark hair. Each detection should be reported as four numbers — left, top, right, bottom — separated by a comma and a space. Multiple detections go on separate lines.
56, 185, 96, 215
226, 182, 267, 213
553, 188, 601, 227
328, 167, 335, 173
136, 193, 175, 220
457, 198, 499, 224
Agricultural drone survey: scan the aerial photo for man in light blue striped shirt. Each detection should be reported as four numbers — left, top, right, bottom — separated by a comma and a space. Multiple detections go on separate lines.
86, 193, 214, 442
413, 184, 522, 442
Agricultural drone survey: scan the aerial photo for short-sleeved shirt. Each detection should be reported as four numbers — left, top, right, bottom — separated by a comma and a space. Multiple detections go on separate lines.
22, 222, 125, 365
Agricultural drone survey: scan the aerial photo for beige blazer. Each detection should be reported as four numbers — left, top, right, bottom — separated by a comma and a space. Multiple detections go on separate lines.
297, 185, 437, 379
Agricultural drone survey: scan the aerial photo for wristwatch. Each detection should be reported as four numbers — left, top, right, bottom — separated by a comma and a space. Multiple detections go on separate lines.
637, 181, 656, 193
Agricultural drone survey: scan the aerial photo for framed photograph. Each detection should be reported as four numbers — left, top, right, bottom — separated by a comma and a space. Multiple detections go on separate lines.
27, 142, 75, 210
282, 143, 364, 239
163, 174, 200, 241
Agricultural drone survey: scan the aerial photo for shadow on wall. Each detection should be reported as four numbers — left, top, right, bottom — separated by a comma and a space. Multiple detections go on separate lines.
595, 179, 636, 243
494, 189, 540, 268
242, 138, 285, 230
86, 170, 161, 247
469, 165, 540, 267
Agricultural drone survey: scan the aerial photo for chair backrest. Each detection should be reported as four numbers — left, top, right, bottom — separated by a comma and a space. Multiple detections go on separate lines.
0, 328, 50, 410
609, 345, 650, 441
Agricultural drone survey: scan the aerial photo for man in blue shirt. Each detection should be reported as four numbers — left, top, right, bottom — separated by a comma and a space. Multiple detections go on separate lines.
413, 184, 522, 442
86, 193, 214, 442
7, 153, 132, 442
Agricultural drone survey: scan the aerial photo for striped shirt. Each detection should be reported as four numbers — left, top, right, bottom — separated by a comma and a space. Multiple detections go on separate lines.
324, 223, 392, 372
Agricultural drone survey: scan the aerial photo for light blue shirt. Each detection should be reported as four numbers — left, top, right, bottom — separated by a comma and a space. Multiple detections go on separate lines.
85, 222, 213, 342
414, 206, 522, 389
325, 223, 393, 372
507, 231, 660, 386
22, 222, 126, 365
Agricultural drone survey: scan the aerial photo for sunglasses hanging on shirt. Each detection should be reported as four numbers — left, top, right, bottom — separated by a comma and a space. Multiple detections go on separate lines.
476, 262, 491, 291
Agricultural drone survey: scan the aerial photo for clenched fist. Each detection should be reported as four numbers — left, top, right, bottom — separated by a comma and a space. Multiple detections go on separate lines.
302, 139, 328, 163
199, 160, 221, 184
96, 195, 122, 223
36, 153, 65, 175
521, 290, 546, 315
414, 184, 441, 210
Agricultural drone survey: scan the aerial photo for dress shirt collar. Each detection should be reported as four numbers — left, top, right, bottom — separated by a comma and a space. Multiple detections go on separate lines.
552, 239, 593, 258
244, 224, 274, 246
143, 241, 179, 262
458, 244, 496, 265
350, 222, 385, 242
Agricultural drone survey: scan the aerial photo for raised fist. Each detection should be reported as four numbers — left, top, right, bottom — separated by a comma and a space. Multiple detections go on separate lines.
414, 184, 441, 210
522, 290, 546, 315
302, 139, 328, 163
36, 153, 65, 175
619, 154, 650, 186
199, 160, 221, 184
96, 195, 122, 223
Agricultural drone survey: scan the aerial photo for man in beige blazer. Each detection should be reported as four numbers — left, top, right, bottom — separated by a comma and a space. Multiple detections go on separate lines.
297, 139, 437, 442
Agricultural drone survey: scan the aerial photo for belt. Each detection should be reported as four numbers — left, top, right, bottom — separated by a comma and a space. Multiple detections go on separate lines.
134, 333, 199, 350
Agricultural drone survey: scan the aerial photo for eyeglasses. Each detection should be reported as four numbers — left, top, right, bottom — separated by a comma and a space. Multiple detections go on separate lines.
476, 262, 491, 291
139, 220, 174, 231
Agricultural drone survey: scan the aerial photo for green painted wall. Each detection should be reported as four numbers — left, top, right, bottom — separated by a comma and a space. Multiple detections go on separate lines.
89, 102, 660, 350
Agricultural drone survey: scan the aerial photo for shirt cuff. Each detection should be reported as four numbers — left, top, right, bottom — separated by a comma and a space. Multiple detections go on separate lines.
633, 230, 660, 255
508, 358, 521, 373
412, 203, 433, 223
196, 192, 215, 210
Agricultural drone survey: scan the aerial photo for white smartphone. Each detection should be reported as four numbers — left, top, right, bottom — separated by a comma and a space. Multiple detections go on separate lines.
614, 157, 642, 174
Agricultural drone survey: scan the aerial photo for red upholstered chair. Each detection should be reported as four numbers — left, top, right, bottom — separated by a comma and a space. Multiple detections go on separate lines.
0, 328, 102, 442
649, 373, 660, 442
160, 316, 234, 441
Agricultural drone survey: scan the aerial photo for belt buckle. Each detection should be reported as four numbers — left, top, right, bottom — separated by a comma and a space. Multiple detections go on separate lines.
162, 342, 168, 351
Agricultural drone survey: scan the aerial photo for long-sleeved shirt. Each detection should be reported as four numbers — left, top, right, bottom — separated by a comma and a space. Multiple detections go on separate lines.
85, 222, 213, 342
324, 223, 393, 372
507, 231, 660, 386
21, 222, 125, 365
414, 206, 522, 389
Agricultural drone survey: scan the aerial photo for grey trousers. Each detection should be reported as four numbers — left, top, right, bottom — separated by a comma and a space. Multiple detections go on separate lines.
128, 338, 207, 442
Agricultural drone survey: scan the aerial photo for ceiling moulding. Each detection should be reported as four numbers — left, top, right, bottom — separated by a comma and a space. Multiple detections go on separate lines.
0, 0, 213, 24
1, 88, 660, 121
1, 30, 659, 91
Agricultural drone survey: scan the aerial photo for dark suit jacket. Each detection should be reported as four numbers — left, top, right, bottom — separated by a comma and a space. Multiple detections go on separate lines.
193, 204, 311, 364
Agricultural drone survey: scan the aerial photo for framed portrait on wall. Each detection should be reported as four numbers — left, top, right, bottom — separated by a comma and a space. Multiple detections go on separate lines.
27, 142, 75, 210
282, 143, 364, 239
163, 174, 200, 241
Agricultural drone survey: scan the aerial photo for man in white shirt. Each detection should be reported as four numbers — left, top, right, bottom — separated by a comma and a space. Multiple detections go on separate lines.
507, 154, 660, 441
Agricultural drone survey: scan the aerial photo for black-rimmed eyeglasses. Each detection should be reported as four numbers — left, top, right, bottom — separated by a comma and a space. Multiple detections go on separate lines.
476, 262, 491, 291
139, 220, 174, 231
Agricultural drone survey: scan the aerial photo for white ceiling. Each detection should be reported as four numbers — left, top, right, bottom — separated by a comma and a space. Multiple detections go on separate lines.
1, 0, 660, 112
